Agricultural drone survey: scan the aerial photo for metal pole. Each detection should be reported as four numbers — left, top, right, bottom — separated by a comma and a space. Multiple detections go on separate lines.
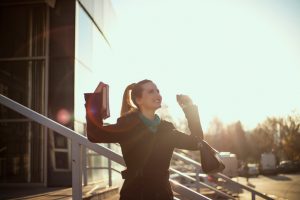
252, 192, 256, 200
108, 143, 112, 186
82, 146, 88, 186
72, 141, 82, 200
43, 3, 50, 187
195, 166, 200, 192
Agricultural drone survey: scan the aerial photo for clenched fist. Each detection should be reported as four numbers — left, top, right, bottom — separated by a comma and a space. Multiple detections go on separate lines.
176, 94, 193, 108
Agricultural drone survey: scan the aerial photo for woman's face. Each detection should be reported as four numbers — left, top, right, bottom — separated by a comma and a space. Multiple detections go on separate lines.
136, 82, 162, 112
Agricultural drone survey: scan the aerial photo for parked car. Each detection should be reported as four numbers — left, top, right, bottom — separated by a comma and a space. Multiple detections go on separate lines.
293, 160, 300, 172
277, 160, 298, 173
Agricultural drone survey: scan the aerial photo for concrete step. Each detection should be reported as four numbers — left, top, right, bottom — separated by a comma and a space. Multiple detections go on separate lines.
83, 186, 119, 200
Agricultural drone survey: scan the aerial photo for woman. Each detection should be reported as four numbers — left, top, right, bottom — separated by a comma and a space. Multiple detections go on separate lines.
85, 79, 203, 200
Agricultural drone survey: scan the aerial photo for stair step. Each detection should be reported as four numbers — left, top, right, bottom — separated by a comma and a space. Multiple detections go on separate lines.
83, 186, 119, 200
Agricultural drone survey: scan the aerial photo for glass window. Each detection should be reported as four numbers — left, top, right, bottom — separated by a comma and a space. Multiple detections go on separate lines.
0, 122, 28, 183
0, 3, 46, 184
0, 4, 46, 58
78, 0, 104, 31
54, 152, 69, 169
0, 61, 44, 183
0, 61, 45, 119
54, 133, 68, 149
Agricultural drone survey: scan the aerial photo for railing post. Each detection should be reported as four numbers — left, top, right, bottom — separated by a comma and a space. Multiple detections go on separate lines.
195, 166, 201, 192
252, 192, 256, 200
72, 141, 82, 200
82, 146, 88, 186
108, 143, 112, 186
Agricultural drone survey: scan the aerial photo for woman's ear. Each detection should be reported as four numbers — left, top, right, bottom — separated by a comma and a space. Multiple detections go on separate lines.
135, 97, 142, 107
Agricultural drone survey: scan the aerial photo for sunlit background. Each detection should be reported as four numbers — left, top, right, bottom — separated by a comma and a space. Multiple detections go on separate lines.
83, 0, 300, 132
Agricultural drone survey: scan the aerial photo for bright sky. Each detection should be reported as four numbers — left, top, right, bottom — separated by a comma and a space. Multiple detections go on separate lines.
99, 0, 300, 131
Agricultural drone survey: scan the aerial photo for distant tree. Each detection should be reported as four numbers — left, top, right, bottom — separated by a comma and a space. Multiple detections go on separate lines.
205, 118, 227, 151
226, 121, 249, 161
278, 114, 300, 160
248, 117, 277, 161
247, 114, 300, 162
207, 117, 224, 135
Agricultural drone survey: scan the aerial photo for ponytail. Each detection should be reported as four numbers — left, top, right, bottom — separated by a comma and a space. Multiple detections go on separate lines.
120, 83, 137, 116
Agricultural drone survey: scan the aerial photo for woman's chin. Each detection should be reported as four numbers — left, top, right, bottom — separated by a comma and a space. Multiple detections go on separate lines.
156, 104, 162, 109
152, 105, 161, 111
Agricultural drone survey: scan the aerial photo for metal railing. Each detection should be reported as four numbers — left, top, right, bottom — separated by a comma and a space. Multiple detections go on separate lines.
172, 152, 274, 200
169, 168, 234, 199
0, 94, 210, 200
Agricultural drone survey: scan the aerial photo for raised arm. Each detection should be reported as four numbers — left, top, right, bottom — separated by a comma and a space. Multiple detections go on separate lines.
182, 105, 204, 139
85, 93, 140, 143
177, 94, 204, 139
168, 106, 203, 150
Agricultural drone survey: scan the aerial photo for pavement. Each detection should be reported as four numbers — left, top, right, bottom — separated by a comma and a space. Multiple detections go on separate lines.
232, 175, 300, 200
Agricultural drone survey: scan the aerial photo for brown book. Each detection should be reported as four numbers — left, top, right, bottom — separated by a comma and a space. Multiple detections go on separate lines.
84, 82, 110, 120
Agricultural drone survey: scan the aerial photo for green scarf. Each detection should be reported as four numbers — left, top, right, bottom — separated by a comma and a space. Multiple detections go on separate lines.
138, 113, 161, 133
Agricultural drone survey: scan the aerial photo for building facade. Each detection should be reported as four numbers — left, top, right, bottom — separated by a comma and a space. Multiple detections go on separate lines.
0, 0, 117, 187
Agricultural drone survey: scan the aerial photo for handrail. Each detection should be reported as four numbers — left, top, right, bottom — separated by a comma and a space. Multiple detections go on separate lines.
172, 151, 274, 200
173, 152, 203, 168
170, 179, 211, 200
0, 94, 125, 165
169, 168, 234, 199
216, 173, 274, 200
0, 94, 209, 200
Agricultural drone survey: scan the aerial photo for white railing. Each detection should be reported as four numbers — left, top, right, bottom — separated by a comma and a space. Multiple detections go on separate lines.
169, 168, 234, 199
172, 151, 275, 200
0, 94, 209, 200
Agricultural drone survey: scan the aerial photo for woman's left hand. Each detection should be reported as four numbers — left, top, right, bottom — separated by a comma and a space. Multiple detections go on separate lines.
176, 94, 193, 108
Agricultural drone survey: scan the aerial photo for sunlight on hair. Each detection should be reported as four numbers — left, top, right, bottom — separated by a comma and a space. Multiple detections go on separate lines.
128, 90, 137, 109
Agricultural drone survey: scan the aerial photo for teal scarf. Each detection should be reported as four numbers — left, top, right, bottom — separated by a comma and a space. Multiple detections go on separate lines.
138, 113, 161, 133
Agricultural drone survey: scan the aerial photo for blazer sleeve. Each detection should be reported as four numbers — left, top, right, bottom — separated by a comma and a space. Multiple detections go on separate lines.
168, 104, 204, 150
182, 104, 204, 139
170, 129, 199, 150
162, 121, 199, 150
85, 94, 139, 143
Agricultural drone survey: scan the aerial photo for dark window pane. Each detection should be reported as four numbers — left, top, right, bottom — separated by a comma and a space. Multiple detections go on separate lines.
54, 133, 68, 149
0, 4, 46, 58
0, 122, 29, 183
0, 60, 44, 119
55, 152, 69, 169
0, 6, 30, 57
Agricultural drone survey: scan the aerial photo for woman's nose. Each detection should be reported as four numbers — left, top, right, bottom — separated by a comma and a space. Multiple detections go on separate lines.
157, 93, 162, 99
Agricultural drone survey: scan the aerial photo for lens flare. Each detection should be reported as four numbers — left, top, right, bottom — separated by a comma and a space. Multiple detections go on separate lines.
56, 109, 71, 125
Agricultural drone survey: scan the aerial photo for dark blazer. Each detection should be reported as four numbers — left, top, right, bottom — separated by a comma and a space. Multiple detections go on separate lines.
85, 103, 203, 200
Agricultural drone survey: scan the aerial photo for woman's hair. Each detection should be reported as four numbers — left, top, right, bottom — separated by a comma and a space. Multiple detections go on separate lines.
120, 79, 153, 116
